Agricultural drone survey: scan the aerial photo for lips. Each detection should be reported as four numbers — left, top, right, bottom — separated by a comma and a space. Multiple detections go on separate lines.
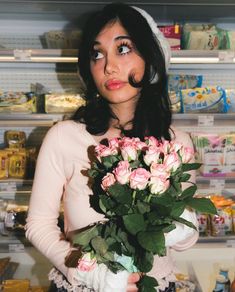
105, 79, 125, 90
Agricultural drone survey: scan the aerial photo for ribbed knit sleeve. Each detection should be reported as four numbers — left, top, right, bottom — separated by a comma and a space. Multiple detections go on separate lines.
25, 122, 75, 280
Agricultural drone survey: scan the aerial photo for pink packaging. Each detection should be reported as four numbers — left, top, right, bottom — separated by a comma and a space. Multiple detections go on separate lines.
159, 25, 181, 50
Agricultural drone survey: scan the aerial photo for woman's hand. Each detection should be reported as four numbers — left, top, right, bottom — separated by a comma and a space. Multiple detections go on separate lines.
127, 272, 140, 292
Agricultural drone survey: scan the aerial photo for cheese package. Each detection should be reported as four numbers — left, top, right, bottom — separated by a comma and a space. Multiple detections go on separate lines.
182, 23, 223, 50
45, 93, 86, 113
0, 91, 36, 113
180, 86, 228, 113
168, 74, 203, 93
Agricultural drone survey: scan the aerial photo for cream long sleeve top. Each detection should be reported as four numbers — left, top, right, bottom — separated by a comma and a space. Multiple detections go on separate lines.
25, 120, 199, 289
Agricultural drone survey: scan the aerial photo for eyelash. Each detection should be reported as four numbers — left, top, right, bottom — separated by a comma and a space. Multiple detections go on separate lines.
90, 41, 133, 61
117, 42, 133, 55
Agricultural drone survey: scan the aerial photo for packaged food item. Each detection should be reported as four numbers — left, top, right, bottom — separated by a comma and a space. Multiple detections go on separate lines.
232, 204, 235, 233
226, 89, 235, 113
168, 74, 203, 92
182, 23, 223, 50
8, 151, 26, 179
0, 150, 9, 179
5, 131, 26, 149
159, 24, 181, 50
196, 212, 210, 236
225, 30, 235, 49
44, 30, 70, 49
29, 286, 48, 292
2, 279, 30, 292
191, 132, 226, 176
211, 206, 233, 236
169, 91, 181, 113
0, 91, 36, 113
69, 30, 82, 49
180, 86, 228, 113
45, 93, 85, 113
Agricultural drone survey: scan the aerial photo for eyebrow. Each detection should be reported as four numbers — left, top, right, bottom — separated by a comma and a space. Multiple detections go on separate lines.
93, 35, 132, 45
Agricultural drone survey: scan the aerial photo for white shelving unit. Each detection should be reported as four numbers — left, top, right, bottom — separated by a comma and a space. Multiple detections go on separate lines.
0, 1, 235, 291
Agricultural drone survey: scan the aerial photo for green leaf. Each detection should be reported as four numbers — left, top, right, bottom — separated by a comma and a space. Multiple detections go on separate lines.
101, 155, 119, 169
182, 162, 201, 172
123, 214, 147, 235
91, 236, 108, 256
186, 197, 217, 214
136, 251, 154, 273
137, 200, 150, 214
171, 215, 197, 230
108, 184, 132, 204
137, 230, 166, 255
180, 185, 197, 200
162, 223, 176, 233
138, 275, 158, 292
178, 173, 191, 182
87, 168, 99, 178
170, 201, 186, 217
73, 225, 99, 246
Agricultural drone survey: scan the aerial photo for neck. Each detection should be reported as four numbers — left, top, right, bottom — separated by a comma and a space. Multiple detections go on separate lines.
109, 98, 138, 129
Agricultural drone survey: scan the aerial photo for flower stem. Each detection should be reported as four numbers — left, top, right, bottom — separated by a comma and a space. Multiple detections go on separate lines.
132, 190, 137, 206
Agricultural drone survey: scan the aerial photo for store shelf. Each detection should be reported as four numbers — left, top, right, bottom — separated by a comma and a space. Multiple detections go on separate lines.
0, 49, 78, 63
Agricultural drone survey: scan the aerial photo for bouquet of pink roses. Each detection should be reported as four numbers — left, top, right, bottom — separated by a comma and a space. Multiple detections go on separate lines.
70, 136, 216, 291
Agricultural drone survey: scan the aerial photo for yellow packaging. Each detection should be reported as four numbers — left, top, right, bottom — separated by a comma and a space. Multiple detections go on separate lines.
29, 286, 48, 292
5, 131, 26, 148
2, 279, 30, 292
8, 152, 26, 178
0, 150, 9, 179
232, 204, 235, 233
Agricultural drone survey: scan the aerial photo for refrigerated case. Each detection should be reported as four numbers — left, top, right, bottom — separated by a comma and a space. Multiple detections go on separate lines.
0, 1, 235, 291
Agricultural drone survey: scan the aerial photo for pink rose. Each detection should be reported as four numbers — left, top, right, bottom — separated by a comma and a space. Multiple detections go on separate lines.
95, 144, 113, 158
108, 137, 120, 148
129, 168, 150, 190
120, 141, 138, 161
164, 152, 181, 172
149, 175, 170, 195
77, 253, 97, 272
143, 146, 162, 166
170, 141, 183, 153
145, 136, 159, 147
113, 161, 131, 184
161, 140, 171, 154
179, 146, 194, 163
150, 162, 170, 178
101, 173, 116, 190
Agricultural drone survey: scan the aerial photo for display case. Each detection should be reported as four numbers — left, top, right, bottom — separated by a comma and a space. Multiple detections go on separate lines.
0, 0, 235, 290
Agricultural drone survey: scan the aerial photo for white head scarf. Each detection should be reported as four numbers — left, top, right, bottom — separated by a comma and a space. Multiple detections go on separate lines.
132, 6, 171, 81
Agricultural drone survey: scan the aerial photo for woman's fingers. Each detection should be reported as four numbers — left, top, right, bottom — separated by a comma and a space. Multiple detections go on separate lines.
128, 272, 141, 283
127, 283, 139, 292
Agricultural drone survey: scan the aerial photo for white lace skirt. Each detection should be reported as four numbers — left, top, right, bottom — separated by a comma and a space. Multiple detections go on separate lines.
48, 268, 95, 292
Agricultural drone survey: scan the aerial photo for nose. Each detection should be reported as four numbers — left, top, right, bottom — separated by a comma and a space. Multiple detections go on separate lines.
104, 55, 118, 75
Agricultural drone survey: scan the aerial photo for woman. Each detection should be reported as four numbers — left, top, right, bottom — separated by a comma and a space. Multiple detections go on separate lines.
26, 3, 198, 291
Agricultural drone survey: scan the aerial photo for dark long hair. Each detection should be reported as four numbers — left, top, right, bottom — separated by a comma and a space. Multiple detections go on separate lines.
72, 2, 172, 141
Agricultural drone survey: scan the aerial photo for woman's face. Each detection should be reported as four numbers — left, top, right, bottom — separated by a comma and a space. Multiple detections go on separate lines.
90, 20, 145, 106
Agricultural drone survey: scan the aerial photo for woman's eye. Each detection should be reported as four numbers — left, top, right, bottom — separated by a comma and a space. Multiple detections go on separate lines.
118, 44, 131, 55
92, 50, 104, 60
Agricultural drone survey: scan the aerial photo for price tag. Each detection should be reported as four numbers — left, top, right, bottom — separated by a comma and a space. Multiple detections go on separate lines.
218, 51, 235, 63
198, 115, 214, 127
9, 243, 25, 252
226, 239, 235, 247
209, 179, 225, 189
13, 49, 32, 61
